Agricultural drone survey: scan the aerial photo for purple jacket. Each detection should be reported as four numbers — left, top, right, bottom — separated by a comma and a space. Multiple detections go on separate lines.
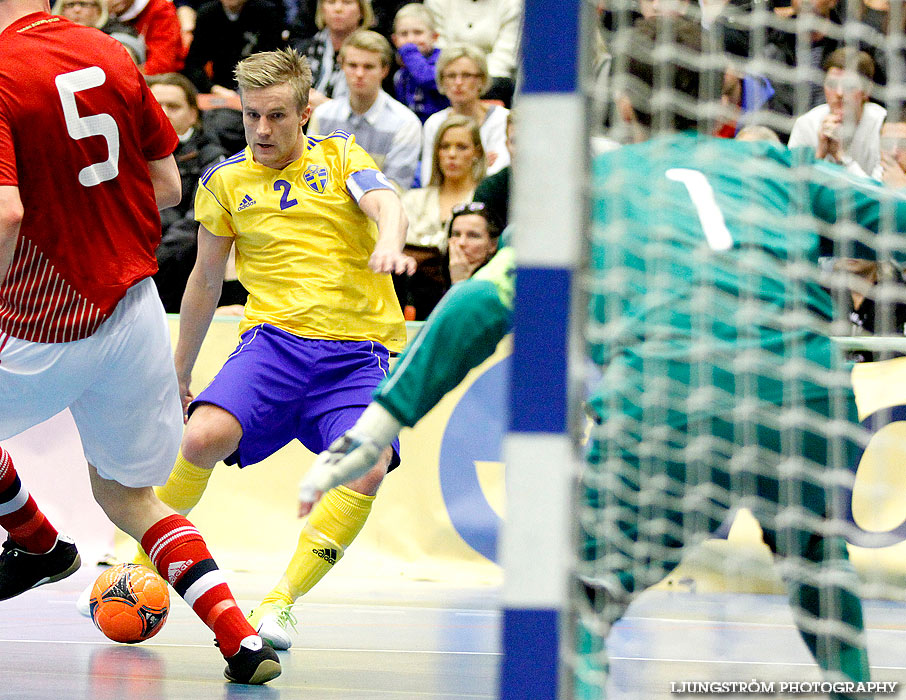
394, 45, 449, 124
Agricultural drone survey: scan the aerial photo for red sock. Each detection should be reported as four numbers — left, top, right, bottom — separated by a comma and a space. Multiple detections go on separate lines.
0, 446, 59, 553
141, 514, 255, 657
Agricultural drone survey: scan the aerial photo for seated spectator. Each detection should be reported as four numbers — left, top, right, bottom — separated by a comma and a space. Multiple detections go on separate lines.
146, 73, 231, 312
788, 48, 885, 179
880, 121, 906, 187
108, 0, 185, 74
182, 0, 285, 97
734, 124, 782, 143
420, 44, 509, 186
472, 109, 512, 228
833, 258, 906, 361
293, 0, 376, 108
447, 201, 500, 284
53, 0, 147, 63
391, 3, 448, 123
309, 30, 422, 190
400, 115, 485, 318
425, 0, 521, 105
763, 0, 842, 133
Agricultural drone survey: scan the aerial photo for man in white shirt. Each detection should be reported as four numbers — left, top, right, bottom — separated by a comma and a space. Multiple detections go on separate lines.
788, 47, 886, 180
309, 30, 422, 190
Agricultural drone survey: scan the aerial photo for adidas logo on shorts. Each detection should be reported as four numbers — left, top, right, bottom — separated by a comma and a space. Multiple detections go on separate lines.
312, 547, 338, 564
237, 194, 256, 211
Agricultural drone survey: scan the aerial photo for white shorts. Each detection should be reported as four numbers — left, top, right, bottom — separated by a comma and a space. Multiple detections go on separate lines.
0, 278, 182, 487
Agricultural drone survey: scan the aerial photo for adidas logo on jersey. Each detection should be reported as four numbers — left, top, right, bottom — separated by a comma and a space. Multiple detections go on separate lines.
312, 547, 338, 564
237, 194, 256, 211
167, 559, 194, 584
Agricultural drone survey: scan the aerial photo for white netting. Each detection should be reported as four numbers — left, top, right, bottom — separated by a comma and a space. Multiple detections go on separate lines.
572, 1, 906, 697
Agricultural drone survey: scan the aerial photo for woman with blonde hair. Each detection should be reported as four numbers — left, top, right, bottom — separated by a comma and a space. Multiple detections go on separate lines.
401, 114, 486, 318
419, 43, 509, 186
293, 0, 375, 107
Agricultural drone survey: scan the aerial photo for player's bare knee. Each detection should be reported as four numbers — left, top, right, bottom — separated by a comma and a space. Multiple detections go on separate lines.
180, 404, 242, 466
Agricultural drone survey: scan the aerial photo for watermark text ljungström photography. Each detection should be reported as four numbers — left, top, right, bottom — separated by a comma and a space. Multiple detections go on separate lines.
669, 680, 898, 695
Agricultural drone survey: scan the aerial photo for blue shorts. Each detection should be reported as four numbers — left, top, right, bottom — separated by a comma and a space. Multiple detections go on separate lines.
192, 324, 401, 470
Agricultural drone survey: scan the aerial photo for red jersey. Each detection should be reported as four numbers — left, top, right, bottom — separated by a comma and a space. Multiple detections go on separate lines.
0, 13, 178, 343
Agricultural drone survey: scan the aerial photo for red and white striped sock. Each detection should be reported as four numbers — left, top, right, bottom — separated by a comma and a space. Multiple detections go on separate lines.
0, 446, 59, 553
141, 514, 256, 657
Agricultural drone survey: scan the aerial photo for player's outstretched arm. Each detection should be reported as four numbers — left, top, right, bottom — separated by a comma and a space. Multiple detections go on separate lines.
173, 225, 233, 415
0, 185, 23, 284
358, 187, 417, 275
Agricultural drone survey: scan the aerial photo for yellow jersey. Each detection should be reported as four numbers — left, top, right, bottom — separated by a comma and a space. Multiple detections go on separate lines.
195, 130, 406, 352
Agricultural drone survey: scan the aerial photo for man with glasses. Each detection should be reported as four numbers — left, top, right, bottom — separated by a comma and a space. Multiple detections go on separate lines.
788, 48, 885, 180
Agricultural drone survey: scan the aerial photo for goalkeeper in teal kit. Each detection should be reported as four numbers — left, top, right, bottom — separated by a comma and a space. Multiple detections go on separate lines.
578, 16, 906, 699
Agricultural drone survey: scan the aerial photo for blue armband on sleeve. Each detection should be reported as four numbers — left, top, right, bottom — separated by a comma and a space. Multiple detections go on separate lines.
346, 169, 395, 202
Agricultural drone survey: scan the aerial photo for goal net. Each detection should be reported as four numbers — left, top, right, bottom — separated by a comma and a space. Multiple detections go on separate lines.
567, 0, 906, 697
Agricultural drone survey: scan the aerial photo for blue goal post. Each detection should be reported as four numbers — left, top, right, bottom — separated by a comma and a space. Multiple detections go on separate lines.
500, 0, 591, 698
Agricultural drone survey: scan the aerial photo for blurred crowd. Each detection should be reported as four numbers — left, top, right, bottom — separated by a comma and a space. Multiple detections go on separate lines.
57, 0, 906, 341
593, 0, 906, 355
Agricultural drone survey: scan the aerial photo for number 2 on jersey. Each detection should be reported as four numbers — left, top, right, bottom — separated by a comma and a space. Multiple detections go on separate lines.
274, 180, 299, 210
55, 67, 120, 188
665, 168, 733, 251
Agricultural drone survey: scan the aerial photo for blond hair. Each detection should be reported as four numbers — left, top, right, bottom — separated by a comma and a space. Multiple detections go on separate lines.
429, 115, 486, 187
234, 47, 313, 112
393, 3, 435, 33
435, 44, 491, 96
339, 29, 393, 68
315, 0, 374, 31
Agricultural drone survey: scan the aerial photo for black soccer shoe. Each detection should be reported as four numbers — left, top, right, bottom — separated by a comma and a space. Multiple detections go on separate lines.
0, 534, 81, 601
223, 635, 282, 684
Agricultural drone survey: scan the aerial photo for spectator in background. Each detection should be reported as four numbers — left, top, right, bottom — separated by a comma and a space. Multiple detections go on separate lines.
293, 0, 375, 108
447, 201, 500, 284
425, 0, 521, 106
108, 0, 185, 74
880, 121, 906, 187
391, 3, 448, 124
472, 109, 512, 228
53, 0, 147, 63
833, 258, 906, 361
788, 48, 885, 180
400, 115, 485, 318
182, 0, 286, 97
735, 124, 783, 143
310, 30, 422, 190
146, 74, 229, 313
763, 0, 842, 131
420, 44, 509, 187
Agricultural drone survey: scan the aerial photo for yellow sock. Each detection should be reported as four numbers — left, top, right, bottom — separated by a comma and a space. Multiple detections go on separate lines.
154, 451, 214, 515
261, 485, 374, 606
131, 451, 213, 571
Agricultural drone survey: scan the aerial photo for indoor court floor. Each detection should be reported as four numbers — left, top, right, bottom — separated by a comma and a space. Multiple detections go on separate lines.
2, 564, 905, 700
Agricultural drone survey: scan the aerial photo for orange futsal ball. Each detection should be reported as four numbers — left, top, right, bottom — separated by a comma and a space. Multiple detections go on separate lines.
89, 563, 170, 643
